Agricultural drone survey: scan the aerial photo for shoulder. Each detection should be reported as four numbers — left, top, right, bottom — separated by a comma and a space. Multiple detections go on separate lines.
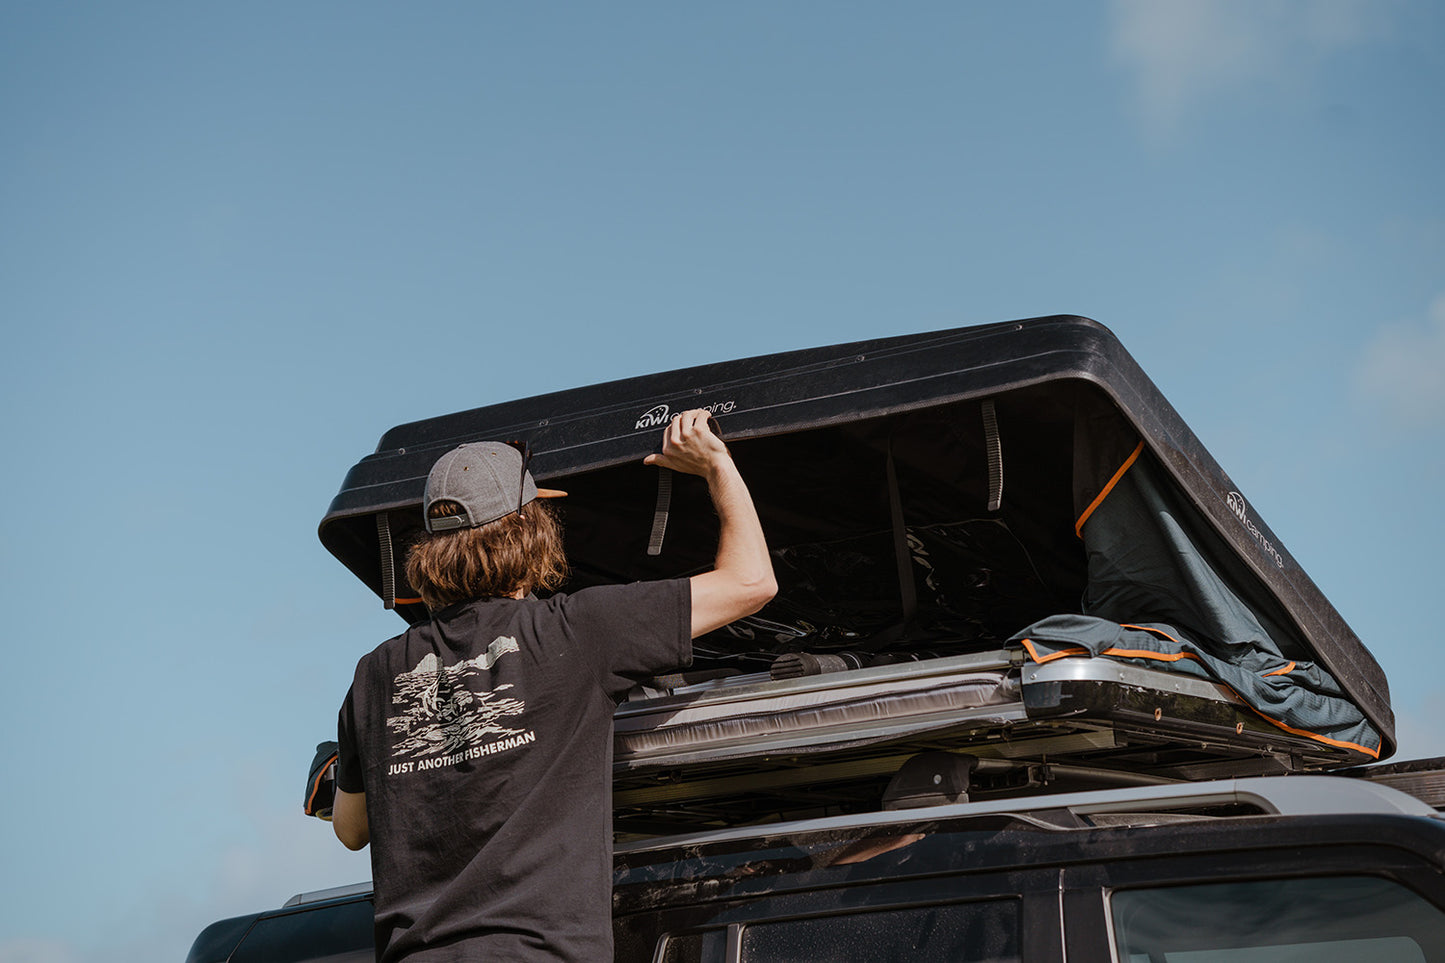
531, 579, 689, 626
351, 620, 434, 681
546, 579, 688, 609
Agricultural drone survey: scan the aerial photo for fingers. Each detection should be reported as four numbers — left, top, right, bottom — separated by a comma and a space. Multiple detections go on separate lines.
645, 409, 725, 475
672, 409, 715, 439
670, 411, 691, 446
662, 410, 707, 452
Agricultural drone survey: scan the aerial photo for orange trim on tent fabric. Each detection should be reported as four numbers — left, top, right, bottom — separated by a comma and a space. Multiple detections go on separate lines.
1110, 630, 1362, 749
1100, 646, 1203, 664
1120, 623, 1183, 645
1075, 441, 1145, 538
1239, 701, 1379, 757
1018, 638, 1090, 664
1019, 630, 1380, 759
1109, 633, 1375, 755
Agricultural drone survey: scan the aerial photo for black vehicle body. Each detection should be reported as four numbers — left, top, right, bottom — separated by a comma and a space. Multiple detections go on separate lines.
189, 776, 1445, 962
609, 779, 1445, 962
185, 883, 373, 963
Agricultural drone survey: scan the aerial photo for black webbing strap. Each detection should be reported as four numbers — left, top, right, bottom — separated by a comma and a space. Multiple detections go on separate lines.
646, 415, 724, 557
886, 445, 918, 626
983, 399, 1003, 512
377, 512, 396, 610
647, 469, 674, 556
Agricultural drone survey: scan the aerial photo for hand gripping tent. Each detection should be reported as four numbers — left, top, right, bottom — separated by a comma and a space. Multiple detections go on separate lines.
320, 316, 1391, 834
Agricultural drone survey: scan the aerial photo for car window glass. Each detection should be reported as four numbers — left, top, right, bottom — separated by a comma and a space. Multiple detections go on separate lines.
659, 929, 729, 962
1111, 875, 1445, 962
229, 899, 375, 963
738, 900, 1020, 962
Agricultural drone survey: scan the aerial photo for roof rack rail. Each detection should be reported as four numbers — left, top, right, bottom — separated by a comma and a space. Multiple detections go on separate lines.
615, 774, 1440, 855
283, 881, 373, 907
1341, 756, 1445, 811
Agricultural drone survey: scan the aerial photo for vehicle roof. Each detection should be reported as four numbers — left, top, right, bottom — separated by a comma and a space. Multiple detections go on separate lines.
269, 773, 1444, 913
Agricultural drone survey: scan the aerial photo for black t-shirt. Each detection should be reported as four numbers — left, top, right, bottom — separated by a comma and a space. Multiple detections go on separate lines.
336, 579, 691, 962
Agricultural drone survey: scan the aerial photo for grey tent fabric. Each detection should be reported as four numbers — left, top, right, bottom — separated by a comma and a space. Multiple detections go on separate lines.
1010, 410, 1380, 759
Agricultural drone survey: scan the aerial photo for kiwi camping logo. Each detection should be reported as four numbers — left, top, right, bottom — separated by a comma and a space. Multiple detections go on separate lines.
634, 400, 737, 430
1226, 492, 1285, 569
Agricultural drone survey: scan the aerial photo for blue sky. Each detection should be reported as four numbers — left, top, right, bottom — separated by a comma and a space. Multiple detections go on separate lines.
1, 3, 1442, 960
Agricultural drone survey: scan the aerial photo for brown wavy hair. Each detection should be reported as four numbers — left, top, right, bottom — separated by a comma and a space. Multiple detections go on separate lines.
405, 500, 568, 611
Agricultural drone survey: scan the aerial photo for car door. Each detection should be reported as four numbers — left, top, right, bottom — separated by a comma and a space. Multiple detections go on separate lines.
1059, 819, 1445, 963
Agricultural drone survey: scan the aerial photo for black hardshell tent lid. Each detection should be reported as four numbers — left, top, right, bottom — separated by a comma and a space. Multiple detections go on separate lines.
319, 316, 1394, 761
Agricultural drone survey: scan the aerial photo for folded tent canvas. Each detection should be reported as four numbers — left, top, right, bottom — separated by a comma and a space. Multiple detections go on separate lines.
319, 316, 1391, 834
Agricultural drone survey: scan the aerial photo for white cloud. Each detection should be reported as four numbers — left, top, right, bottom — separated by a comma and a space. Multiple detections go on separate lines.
1355, 294, 1445, 427
1109, 0, 1390, 134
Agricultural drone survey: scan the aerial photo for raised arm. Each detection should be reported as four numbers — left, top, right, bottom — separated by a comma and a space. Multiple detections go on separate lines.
643, 410, 777, 637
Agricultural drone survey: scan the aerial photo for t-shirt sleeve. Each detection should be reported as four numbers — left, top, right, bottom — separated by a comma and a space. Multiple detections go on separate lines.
335, 684, 366, 794
562, 578, 692, 698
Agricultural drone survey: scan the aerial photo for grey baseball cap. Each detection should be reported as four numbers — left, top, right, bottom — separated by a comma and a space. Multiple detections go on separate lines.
423, 442, 566, 532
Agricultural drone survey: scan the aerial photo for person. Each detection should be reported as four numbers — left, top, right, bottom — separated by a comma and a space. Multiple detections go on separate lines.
331, 409, 775, 962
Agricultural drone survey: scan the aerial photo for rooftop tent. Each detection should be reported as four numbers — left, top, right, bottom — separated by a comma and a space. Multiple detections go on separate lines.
319, 316, 1393, 787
